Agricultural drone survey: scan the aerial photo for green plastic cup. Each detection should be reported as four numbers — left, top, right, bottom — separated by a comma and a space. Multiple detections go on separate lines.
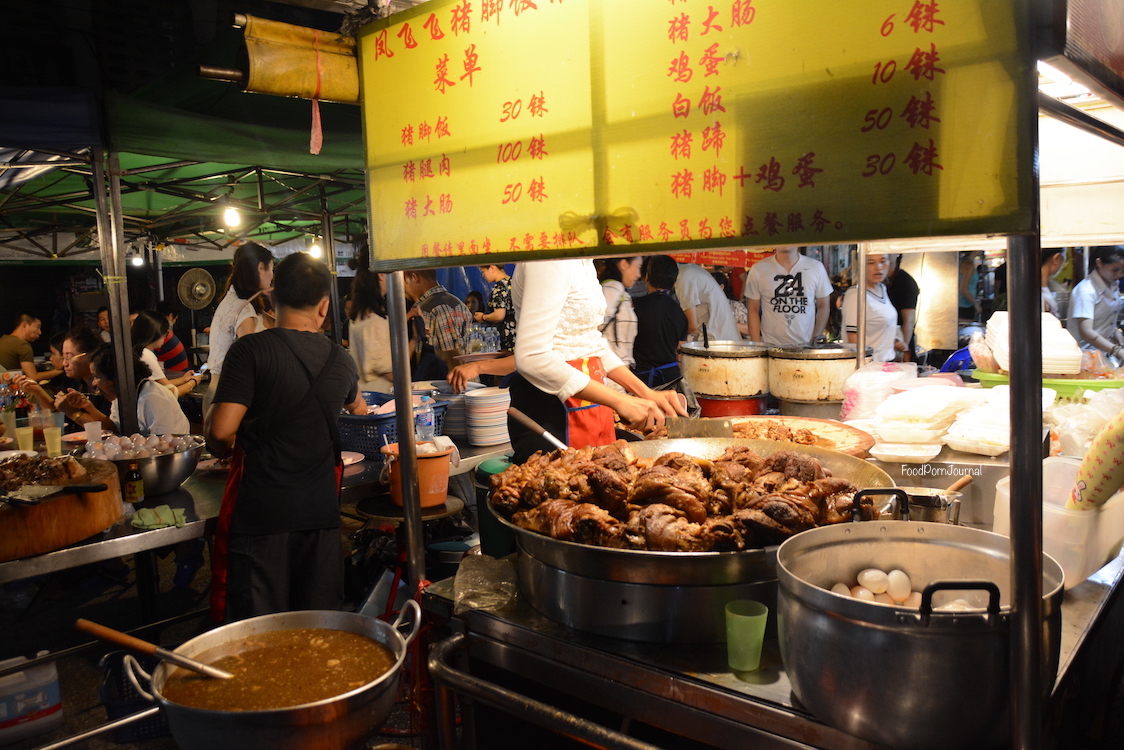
725, 600, 768, 671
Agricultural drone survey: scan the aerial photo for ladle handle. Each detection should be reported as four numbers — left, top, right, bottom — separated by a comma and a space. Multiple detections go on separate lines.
852, 488, 910, 522
946, 475, 973, 493
75, 619, 158, 656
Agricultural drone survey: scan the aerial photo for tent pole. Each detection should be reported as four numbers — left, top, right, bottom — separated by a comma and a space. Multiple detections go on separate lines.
90, 150, 138, 435
386, 271, 426, 591
321, 210, 342, 346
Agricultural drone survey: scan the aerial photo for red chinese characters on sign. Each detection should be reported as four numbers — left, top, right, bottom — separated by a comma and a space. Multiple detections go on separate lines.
668, 13, 690, 42
423, 13, 446, 40
670, 129, 693, 159
719, 216, 734, 237
672, 93, 691, 119
528, 134, 548, 159
423, 196, 436, 216
697, 218, 713, 239
419, 121, 433, 141
529, 91, 548, 117
509, 0, 539, 17
755, 157, 785, 192
481, 1, 503, 25
905, 139, 943, 175
403, 162, 416, 182
701, 121, 725, 159
528, 177, 548, 202
419, 159, 434, 179
731, 0, 756, 26
699, 86, 726, 115
461, 44, 482, 84
374, 30, 395, 60
702, 166, 726, 196
905, 1, 944, 33
439, 154, 451, 176
671, 169, 694, 198
792, 152, 822, 188
435, 54, 457, 93
787, 213, 804, 232
668, 51, 694, 83
763, 212, 781, 235
901, 92, 939, 128
401, 124, 414, 146
906, 43, 945, 80
440, 194, 453, 213
450, 2, 472, 35
397, 23, 418, 49
435, 116, 451, 138
679, 219, 692, 240
699, 43, 723, 77
405, 198, 417, 218
701, 6, 723, 35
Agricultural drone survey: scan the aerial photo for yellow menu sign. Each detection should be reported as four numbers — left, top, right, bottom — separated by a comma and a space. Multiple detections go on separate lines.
360, 0, 1032, 269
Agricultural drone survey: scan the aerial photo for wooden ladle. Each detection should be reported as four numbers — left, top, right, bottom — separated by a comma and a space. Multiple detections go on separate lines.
76, 619, 233, 680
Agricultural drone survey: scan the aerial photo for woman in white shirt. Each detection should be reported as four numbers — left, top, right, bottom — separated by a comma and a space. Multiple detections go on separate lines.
509, 258, 685, 462
89, 344, 190, 435
1067, 245, 1124, 358
841, 253, 902, 362
203, 243, 275, 417
348, 271, 393, 394
131, 311, 201, 397
598, 256, 642, 366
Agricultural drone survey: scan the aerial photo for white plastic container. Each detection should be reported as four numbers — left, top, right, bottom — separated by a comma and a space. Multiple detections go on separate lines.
994, 457, 1124, 589
0, 652, 63, 744
868, 443, 943, 464
870, 420, 950, 444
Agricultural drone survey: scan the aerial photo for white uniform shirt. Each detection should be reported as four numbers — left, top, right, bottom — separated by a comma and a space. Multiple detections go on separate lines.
206, 290, 258, 376
1067, 273, 1122, 349
842, 284, 898, 362
110, 379, 191, 435
674, 264, 740, 342
513, 259, 624, 401
743, 255, 833, 345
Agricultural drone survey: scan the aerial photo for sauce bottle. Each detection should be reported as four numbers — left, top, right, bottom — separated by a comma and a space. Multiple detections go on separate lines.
123, 462, 145, 504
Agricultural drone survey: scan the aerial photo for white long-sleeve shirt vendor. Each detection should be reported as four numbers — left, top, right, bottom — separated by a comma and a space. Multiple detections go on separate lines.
508, 258, 684, 463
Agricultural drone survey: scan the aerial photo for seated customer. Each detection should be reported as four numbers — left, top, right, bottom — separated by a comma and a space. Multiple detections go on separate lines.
132, 311, 202, 397
154, 301, 191, 376
89, 344, 190, 435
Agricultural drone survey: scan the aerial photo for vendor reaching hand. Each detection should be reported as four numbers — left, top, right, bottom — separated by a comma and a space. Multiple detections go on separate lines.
508, 258, 687, 463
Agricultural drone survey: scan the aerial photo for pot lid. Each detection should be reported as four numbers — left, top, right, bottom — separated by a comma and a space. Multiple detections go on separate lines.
767, 343, 873, 360
678, 341, 770, 358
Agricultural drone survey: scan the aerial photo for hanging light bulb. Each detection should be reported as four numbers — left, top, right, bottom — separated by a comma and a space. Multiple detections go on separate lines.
131, 256, 144, 267
223, 205, 242, 228
309, 243, 323, 259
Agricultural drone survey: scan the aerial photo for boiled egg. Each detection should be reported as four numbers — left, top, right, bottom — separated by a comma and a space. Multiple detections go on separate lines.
830, 582, 851, 596
887, 569, 912, 602
857, 568, 890, 594
850, 585, 876, 602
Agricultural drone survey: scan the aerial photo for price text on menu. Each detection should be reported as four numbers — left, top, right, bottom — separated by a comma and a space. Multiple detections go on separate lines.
359, 0, 1032, 269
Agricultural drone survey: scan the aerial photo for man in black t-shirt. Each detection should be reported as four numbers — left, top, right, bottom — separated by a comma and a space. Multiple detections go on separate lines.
632, 256, 689, 387
206, 252, 367, 622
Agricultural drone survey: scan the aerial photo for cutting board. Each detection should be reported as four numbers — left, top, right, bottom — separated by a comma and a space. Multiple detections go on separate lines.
0, 459, 123, 562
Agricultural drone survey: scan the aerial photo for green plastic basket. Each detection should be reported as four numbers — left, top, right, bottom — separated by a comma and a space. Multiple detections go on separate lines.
971, 370, 1124, 399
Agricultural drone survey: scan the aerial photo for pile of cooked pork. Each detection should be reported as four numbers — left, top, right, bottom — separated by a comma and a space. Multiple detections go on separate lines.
0, 455, 85, 493
490, 441, 879, 552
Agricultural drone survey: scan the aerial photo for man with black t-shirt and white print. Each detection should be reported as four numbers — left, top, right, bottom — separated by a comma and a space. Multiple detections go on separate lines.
205, 252, 368, 622
743, 246, 833, 346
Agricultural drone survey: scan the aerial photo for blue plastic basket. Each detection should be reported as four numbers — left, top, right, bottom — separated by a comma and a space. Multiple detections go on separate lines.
98, 651, 170, 743
338, 392, 447, 456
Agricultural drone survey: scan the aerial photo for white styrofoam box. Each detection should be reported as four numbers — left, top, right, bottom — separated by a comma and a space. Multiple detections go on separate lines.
994, 457, 1124, 589
871, 421, 949, 444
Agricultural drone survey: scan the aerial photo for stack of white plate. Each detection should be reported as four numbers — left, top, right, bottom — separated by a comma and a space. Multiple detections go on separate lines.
412, 381, 484, 439
464, 387, 511, 446
985, 312, 1082, 374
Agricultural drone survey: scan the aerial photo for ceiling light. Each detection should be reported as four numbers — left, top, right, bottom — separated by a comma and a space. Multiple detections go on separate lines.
131, 256, 144, 267
223, 206, 242, 228
309, 243, 323, 259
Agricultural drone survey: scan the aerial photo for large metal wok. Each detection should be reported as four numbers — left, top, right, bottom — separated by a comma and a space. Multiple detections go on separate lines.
495, 438, 894, 642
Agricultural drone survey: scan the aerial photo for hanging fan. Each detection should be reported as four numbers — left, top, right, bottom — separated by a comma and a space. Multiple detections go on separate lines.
177, 268, 217, 310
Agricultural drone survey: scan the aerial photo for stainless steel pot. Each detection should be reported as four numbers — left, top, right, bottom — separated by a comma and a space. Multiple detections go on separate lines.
124, 603, 422, 750
777, 522, 1063, 750
678, 341, 769, 397
766, 344, 870, 403
497, 438, 894, 641
893, 486, 962, 524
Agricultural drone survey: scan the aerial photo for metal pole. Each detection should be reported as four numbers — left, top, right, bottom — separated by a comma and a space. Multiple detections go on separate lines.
320, 211, 342, 346
386, 271, 426, 590
855, 244, 867, 367
154, 244, 164, 302
91, 150, 138, 434
1009, 4, 1045, 744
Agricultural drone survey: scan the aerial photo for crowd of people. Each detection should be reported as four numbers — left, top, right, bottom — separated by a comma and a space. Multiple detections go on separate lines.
5, 242, 1124, 623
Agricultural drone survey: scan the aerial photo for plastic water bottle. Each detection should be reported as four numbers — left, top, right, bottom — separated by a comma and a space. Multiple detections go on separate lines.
468, 324, 484, 353
415, 395, 436, 442
484, 328, 499, 353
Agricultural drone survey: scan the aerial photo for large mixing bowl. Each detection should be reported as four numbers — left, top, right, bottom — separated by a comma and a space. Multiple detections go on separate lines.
777, 521, 1064, 750
125, 603, 421, 750
82, 436, 203, 496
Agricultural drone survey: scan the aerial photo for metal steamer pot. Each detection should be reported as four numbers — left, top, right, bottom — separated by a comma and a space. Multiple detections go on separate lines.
678, 341, 770, 398
499, 438, 894, 643
777, 522, 1064, 750
766, 344, 870, 407
123, 603, 422, 750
